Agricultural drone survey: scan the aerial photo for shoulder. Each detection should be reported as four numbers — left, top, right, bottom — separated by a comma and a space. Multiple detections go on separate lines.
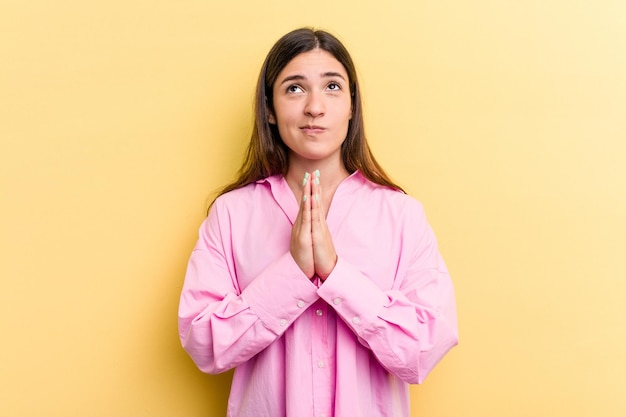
212, 178, 275, 211
201, 182, 262, 233
208, 175, 288, 224
354, 173, 425, 215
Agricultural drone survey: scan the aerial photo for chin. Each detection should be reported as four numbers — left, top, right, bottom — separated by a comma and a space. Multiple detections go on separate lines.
297, 150, 341, 162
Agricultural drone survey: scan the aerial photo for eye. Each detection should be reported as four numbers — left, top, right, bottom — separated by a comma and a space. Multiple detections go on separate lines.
327, 82, 342, 91
286, 84, 303, 93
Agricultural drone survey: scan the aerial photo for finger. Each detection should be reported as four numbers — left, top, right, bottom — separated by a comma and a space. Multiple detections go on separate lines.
290, 172, 315, 279
294, 172, 309, 222
301, 171, 312, 225
311, 169, 324, 222
309, 170, 337, 280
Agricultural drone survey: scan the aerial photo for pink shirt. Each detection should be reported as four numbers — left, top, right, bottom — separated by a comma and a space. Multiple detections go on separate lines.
179, 171, 458, 417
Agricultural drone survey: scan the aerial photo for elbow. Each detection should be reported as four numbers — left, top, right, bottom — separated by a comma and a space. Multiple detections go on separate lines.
180, 325, 225, 375
182, 339, 231, 375
181, 327, 240, 375
415, 325, 458, 384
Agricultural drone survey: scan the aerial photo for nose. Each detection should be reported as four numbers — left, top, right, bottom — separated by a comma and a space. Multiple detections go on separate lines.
304, 91, 325, 118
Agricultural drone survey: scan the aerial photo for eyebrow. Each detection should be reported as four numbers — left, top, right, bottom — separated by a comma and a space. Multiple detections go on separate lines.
279, 72, 347, 86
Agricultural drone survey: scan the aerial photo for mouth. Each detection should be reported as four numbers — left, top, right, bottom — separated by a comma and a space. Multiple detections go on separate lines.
300, 125, 326, 135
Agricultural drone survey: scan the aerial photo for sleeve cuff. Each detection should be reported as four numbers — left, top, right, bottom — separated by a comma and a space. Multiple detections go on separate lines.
242, 252, 320, 335
317, 257, 389, 336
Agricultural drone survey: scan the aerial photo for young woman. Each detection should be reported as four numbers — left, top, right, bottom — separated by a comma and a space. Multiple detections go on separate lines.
178, 27, 458, 417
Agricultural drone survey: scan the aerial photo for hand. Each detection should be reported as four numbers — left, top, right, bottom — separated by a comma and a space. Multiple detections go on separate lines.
291, 172, 315, 279
290, 170, 338, 281
310, 170, 337, 280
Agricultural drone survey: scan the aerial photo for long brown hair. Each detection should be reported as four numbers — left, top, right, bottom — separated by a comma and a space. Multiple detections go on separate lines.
212, 27, 403, 206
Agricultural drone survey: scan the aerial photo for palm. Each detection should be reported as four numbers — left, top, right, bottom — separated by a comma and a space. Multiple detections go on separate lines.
290, 171, 337, 280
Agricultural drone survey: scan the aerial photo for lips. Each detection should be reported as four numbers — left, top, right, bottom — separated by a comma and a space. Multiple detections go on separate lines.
300, 125, 326, 134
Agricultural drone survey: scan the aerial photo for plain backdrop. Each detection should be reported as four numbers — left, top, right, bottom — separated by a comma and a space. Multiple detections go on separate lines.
1, 1, 625, 416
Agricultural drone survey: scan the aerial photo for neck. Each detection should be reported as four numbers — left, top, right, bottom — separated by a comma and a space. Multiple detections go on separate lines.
285, 157, 350, 202
286, 162, 348, 187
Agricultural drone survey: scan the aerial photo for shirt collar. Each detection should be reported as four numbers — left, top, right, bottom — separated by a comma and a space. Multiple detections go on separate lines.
255, 170, 366, 192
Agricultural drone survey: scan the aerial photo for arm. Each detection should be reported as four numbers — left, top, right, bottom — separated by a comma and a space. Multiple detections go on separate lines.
317, 202, 458, 384
178, 201, 319, 374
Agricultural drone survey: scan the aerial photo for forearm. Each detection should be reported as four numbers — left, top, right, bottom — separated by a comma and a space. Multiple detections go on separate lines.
317, 256, 458, 384
179, 251, 320, 374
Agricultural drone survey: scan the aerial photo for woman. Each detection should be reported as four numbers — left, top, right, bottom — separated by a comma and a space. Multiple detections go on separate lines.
178, 27, 458, 417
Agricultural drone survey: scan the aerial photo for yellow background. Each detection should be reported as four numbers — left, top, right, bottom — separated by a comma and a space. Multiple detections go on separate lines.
2, 1, 625, 416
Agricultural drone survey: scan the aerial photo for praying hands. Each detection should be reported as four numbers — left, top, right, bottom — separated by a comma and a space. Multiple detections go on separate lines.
290, 170, 338, 281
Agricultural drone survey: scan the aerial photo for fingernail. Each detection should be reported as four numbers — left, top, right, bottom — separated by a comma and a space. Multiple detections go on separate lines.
302, 172, 310, 186
303, 195, 307, 202
314, 169, 320, 178
315, 194, 319, 202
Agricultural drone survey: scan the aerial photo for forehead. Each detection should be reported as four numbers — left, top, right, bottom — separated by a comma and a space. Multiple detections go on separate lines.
278, 49, 348, 79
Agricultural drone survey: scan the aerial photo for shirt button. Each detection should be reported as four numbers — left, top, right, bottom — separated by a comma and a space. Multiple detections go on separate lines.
297, 300, 305, 308
332, 297, 342, 305
315, 309, 323, 316
317, 360, 325, 368
352, 317, 361, 324
279, 319, 287, 327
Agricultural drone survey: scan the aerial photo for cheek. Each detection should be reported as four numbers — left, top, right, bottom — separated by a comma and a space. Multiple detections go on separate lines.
341, 105, 353, 123
273, 103, 296, 125
276, 109, 300, 128
337, 99, 353, 119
